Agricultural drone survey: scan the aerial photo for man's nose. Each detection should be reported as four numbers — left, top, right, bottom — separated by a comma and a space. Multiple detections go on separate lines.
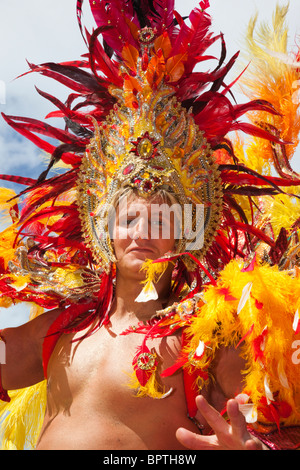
131, 217, 149, 240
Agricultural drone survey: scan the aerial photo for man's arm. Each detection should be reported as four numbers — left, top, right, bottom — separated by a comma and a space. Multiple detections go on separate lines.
0, 308, 63, 391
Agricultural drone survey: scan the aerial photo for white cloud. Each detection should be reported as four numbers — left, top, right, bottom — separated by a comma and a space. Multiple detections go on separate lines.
0, 128, 45, 175
0, 303, 30, 329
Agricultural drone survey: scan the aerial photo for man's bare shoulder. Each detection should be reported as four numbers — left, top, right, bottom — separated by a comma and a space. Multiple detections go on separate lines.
2, 307, 63, 354
0, 308, 64, 390
28, 307, 64, 333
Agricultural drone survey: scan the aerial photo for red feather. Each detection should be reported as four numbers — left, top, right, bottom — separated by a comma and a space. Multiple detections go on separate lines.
20, 61, 104, 95
36, 87, 94, 127
252, 328, 268, 362
221, 165, 300, 188
230, 121, 292, 145
151, 0, 175, 35
0, 174, 37, 187
235, 324, 255, 348
87, 27, 123, 86
217, 287, 237, 302
89, 0, 139, 52
3, 114, 86, 146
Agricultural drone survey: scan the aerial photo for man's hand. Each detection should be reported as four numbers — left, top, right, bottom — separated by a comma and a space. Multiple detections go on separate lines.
176, 395, 263, 450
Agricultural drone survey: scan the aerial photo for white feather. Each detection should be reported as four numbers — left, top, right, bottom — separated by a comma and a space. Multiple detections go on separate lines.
237, 282, 253, 315
195, 341, 205, 358
135, 281, 158, 303
277, 361, 290, 390
264, 48, 300, 68
238, 403, 258, 424
264, 374, 274, 405
293, 309, 299, 332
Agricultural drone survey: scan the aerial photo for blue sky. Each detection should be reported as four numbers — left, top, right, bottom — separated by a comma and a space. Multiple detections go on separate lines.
0, 0, 299, 327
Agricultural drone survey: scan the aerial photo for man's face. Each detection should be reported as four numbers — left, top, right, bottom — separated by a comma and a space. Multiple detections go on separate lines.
111, 195, 177, 276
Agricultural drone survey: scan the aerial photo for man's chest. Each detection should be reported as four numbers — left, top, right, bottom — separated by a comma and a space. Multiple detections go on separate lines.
46, 324, 184, 415
40, 324, 201, 450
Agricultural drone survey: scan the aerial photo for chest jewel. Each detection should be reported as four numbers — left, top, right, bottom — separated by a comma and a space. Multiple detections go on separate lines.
119, 295, 202, 399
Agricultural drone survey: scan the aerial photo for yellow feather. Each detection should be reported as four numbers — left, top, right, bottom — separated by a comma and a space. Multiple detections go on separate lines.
0, 225, 19, 271
239, 4, 300, 163
0, 381, 47, 450
140, 258, 170, 286
126, 370, 172, 399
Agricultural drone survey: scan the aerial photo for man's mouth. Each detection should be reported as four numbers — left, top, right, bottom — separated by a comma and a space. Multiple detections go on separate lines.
128, 246, 154, 254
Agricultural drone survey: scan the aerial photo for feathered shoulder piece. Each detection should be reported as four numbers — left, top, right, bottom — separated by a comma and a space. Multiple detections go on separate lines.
183, 257, 300, 431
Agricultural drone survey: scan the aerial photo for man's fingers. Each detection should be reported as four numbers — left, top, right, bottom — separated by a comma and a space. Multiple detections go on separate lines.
176, 427, 219, 450
177, 396, 263, 450
195, 396, 259, 450
195, 395, 229, 435
227, 399, 262, 449
226, 399, 248, 439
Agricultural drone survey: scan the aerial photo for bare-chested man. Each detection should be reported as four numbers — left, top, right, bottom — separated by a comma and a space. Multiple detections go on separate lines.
0, 194, 264, 450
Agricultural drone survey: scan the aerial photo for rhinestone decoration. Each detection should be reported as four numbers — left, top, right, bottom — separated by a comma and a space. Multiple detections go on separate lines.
136, 352, 156, 371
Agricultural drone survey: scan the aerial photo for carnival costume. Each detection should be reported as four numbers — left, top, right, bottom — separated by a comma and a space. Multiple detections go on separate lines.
0, 0, 299, 450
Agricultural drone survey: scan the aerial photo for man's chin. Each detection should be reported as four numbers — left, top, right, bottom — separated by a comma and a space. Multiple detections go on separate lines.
116, 257, 149, 277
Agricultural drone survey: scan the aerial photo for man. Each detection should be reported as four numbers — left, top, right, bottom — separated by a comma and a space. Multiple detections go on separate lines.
0, 193, 264, 450
0, 0, 299, 450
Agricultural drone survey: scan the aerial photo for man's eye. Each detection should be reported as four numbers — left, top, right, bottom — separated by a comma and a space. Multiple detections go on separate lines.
152, 217, 170, 227
152, 219, 163, 226
119, 217, 137, 226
